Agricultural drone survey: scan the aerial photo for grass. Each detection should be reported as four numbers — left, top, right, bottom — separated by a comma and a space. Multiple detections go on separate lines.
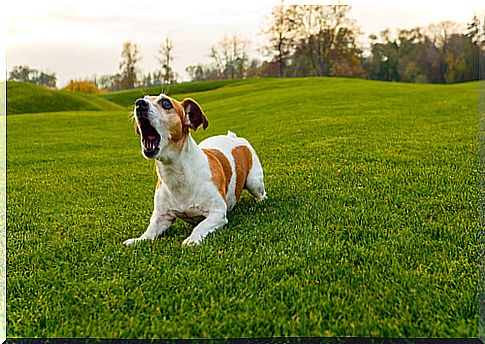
99, 79, 243, 107
6, 77, 479, 338
6, 82, 122, 115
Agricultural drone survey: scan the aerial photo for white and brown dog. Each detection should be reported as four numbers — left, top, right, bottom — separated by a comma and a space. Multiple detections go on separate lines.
123, 94, 267, 246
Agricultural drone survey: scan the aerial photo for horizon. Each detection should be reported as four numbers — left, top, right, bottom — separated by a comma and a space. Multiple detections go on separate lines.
4, 0, 484, 87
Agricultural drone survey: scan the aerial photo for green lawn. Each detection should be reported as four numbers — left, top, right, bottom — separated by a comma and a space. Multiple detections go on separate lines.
6, 82, 123, 115
6, 78, 479, 338
99, 79, 243, 107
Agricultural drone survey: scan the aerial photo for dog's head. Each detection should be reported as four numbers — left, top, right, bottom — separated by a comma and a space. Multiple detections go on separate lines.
133, 94, 208, 159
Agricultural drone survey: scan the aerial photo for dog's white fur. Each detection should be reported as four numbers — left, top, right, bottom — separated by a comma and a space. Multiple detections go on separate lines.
123, 94, 266, 246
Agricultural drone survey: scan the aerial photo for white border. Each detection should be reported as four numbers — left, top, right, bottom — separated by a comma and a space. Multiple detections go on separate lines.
1, 2, 6, 341
0, 80, 6, 343
479, 13, 485, 343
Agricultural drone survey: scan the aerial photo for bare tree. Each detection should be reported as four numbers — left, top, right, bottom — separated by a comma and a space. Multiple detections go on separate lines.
159, 37, 176, 84
231, 35, 250, 79
119, 42, 140, 89
263, 2, 299, 77
97, 74, 122, 91
185, 64, 206, 81
210, 34, 250, 79
427, 21, 463, 47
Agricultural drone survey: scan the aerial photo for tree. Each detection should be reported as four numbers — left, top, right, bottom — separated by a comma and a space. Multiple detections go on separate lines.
141, 71, 163, 87
36, 72, 57, 88
209, 34, 250, 79
159, 37, 176, 84
119, 42, 140, 89
364, 30, 400, 82
464, 14, 483, 81
443, 34, 468, 83
263, 2, 299, 77
424, 21, 462, 83
185, 64, 206, 82
8, 66, 33, 83
397, 28, 428, 82
466, 15, 481, 44
299, 5, 362, 77
427, 21, 462, 47
363, 17, 482, 84
8, 65, 57, 87
246, 59, 263, 78
263, 4, 363, 78
97, 74, 122, 91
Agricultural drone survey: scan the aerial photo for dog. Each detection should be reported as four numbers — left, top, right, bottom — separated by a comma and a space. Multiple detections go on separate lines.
123, 94, 267, 246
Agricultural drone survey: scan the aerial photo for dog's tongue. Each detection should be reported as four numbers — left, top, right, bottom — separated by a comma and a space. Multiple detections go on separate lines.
148, 135, 157, 142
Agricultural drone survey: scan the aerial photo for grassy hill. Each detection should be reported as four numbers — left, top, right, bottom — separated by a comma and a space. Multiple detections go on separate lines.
7, 79, 245, 114
6, 77, 479, 338
7, 81, 123, 114
99, 79, 243, 107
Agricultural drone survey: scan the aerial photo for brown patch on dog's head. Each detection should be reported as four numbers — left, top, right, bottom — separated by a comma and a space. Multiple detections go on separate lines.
150, 95, 208, 140
147, 95, 190, 145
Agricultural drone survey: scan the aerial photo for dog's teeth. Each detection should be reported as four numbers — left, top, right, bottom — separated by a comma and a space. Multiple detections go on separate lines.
142, 138, 158, 151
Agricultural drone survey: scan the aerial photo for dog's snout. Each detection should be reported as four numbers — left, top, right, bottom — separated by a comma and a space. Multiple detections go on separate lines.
136, 99, 149, 111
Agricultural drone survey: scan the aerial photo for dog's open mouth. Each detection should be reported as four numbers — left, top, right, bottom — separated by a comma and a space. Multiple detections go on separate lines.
138, 118, 161, 158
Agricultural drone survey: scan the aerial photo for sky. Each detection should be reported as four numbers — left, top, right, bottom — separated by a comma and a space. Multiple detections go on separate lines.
3, 0, 483, 86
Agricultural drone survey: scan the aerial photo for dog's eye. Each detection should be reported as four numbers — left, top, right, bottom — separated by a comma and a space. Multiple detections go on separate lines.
160, 98, 172, 110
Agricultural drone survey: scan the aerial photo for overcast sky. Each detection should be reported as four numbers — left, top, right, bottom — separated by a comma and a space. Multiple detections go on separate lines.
3, 0, 483, 86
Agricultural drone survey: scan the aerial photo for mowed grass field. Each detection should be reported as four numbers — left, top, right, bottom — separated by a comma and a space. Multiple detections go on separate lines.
6, 78, 478, 338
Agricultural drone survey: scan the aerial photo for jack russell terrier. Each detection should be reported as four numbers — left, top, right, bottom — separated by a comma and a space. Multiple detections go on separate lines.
123, 94, 267, 246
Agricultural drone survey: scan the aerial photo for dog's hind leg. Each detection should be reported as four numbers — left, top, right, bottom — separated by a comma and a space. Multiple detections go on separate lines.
245, 154, 267, 202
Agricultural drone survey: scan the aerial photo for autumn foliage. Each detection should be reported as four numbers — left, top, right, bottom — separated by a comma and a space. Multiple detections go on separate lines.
62, 80, 105, 94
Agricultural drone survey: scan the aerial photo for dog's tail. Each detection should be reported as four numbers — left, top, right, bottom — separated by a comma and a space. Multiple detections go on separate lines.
227, 130, 237, 138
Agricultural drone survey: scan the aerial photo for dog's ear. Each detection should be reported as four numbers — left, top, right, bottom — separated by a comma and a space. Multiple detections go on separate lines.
181, 98, 208, 131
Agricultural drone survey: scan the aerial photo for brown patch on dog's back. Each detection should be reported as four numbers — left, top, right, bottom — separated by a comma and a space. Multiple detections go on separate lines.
203, 148, 232, 200
232, 145, 253, 200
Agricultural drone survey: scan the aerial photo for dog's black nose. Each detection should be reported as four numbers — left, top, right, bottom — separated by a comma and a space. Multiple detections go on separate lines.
136, 99, 149, 111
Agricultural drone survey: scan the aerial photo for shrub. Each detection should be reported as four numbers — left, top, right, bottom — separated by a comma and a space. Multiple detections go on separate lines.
62, 80, 104, 94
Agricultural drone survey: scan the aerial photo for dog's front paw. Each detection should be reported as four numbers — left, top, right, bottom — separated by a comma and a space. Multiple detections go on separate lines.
182, 235, 201, 246
123, 237, 142, 246
256, 193, 267, 202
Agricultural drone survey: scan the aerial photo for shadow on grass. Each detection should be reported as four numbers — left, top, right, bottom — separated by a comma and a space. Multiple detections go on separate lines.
155, 191, 278, 240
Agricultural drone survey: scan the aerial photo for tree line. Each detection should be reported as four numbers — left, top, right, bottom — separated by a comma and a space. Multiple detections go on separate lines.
8, 65, 57, 88
8, 5, 484, 90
